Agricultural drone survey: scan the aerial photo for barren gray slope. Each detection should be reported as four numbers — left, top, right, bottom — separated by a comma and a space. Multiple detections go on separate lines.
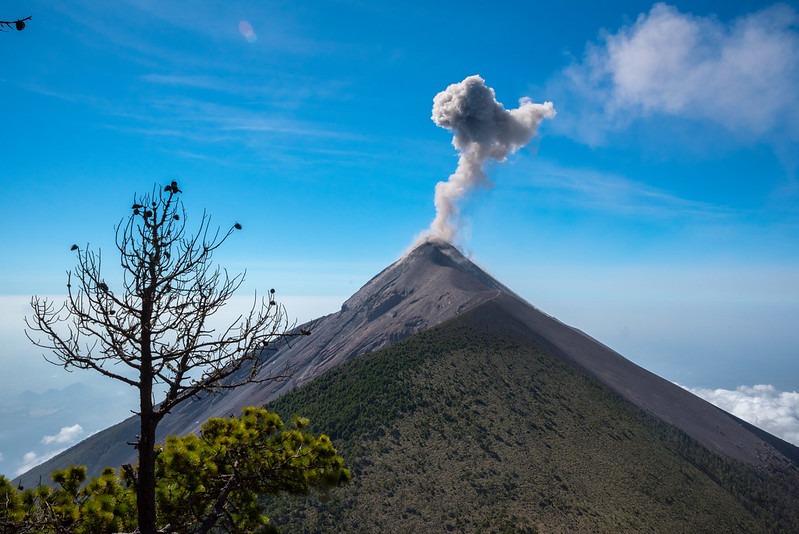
159, 239, 507, 437
21, 240, 506, 481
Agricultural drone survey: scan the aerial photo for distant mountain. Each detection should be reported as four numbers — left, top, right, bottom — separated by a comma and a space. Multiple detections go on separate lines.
19, 240, 799, 530
21, 240, 516, 482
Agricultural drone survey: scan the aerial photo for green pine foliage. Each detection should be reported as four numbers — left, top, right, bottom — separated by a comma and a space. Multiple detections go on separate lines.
264, 313, 799, 533
0, 408, 348, 533
155, 406, 349, 532
0, 466, 137, 533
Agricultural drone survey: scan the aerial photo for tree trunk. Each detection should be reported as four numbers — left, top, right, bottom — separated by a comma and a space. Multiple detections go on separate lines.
138, 290, 157, 534
137, 387, 158, 533
137, 418, 157, 533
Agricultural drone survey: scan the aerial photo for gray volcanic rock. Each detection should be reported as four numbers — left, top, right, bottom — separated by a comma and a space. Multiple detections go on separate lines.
21, 240, 506, 481
160, 239, 508, 438
19, 239, 798, 483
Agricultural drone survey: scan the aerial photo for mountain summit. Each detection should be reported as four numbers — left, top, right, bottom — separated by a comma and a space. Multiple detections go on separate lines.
21, 240, 513, 480
21, 240, 799, 484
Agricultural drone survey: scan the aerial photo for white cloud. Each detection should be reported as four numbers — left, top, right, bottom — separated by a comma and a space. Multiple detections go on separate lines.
683, 384, 799, 446
41, 424, 84, 446
15, 425, 89, 476
15, 450, 64, 477
557, 3, 799, 144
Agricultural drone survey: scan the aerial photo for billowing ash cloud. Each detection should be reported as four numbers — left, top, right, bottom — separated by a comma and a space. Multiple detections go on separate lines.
428, 75, 555, 243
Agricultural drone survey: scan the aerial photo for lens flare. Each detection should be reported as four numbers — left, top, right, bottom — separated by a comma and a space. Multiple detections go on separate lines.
238, 20, 257, 43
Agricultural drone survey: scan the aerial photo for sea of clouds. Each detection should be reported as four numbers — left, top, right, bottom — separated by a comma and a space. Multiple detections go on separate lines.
683, 384, 799, 446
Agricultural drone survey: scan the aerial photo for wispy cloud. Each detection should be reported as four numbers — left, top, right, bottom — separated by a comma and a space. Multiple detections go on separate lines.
27, 84, 364, 169
41, 424, 84, 445
682, 384, 799, 446
517, 160, 737, 221
552, 3, 799, 146
141, 74, 235, 92
117, 0, 338, 56
48, 0, 350, 73
20, 0, 359, 168
140, 72, 350, 104
111, 96, 354, 140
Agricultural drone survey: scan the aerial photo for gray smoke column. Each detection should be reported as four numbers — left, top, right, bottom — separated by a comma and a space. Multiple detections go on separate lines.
428, 75, 555, 243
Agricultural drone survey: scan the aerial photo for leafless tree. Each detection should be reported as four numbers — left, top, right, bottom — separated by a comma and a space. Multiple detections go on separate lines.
26, 182, 307, 534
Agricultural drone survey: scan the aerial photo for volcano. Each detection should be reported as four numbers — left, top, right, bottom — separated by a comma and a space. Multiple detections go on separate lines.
19, 240, 799, 530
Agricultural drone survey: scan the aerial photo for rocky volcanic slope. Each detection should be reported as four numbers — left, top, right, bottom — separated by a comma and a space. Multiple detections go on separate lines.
20, 241, 508, 482
21, 240, 799, 488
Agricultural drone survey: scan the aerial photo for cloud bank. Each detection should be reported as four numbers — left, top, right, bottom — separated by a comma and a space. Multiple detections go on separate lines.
557, 3, 799, 145
684, 384, 799, 446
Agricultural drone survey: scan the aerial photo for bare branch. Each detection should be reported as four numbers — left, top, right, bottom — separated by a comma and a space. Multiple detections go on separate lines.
25, 181, 301, 534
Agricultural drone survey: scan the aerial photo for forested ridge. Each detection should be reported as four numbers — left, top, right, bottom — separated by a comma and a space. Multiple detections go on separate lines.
265, 310, 799, 533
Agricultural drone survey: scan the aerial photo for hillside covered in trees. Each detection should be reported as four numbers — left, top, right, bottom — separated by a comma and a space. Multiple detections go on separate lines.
265, 308, 799, 532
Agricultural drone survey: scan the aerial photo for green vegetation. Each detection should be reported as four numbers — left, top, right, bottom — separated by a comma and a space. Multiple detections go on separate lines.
26, 183, 305, 533
264, 310, 799, 532
0, 408, 348, 533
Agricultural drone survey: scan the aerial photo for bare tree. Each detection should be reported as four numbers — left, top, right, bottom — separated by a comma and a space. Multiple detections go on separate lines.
26, 182, 307, 534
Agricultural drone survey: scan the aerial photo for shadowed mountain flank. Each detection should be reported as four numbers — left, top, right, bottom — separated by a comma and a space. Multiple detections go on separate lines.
20, 240, 799, 489
467, 294, 795, 467
265, 313, 799, 532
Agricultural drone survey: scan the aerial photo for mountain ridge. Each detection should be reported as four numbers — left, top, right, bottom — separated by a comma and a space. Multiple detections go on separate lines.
19, 239, 799, 485
264, 304, 799, 532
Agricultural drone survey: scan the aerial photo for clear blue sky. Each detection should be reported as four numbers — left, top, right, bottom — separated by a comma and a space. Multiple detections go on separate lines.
2, 1, 799, 475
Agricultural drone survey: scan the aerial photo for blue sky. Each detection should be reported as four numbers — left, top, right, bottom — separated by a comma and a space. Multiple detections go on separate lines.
2, 0, 799, 476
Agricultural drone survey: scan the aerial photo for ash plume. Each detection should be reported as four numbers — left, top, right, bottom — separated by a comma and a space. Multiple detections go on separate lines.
427, 75, 555, 243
